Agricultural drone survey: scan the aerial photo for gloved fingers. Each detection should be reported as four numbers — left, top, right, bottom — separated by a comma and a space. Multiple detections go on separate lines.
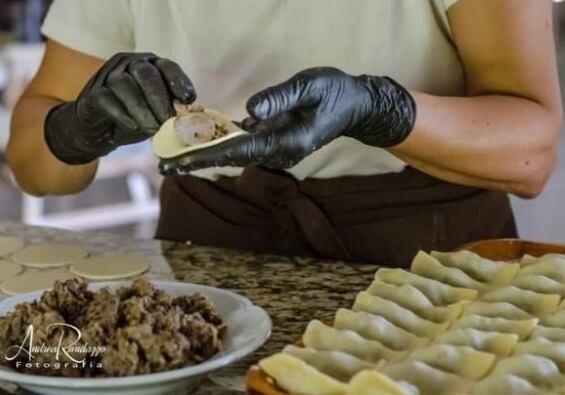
159, 111, 315, 175
240, 116, 260, 132
249, 111, 316, 168
158, 133, 268, 175
153, 58, 197, 105
111, 127, 151, 146
82, 52, 132, 93
128, 59, 176, 124
246, 73, 321, 120
90, 87, 139, 133
106, 58, 160, 135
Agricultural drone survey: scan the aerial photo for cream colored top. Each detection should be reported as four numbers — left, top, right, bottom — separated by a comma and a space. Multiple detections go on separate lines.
42, 0, 465, 181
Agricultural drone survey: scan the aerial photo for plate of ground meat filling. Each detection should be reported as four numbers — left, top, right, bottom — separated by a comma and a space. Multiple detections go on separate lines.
0, 278, 271, 395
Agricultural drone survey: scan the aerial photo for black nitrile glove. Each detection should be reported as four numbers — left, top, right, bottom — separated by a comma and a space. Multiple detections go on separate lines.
159, 67, 415, 175
45, 53, 196, 165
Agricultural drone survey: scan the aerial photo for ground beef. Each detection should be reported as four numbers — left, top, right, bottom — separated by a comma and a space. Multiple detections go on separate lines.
0, 278, 225, 377
39, 279, 93, 322
174, 294, 225, 332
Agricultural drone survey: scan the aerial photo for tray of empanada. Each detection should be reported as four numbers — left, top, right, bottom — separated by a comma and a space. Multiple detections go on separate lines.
247, 239, 565, 395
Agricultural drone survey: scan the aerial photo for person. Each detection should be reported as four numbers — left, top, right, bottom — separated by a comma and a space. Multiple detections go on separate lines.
7, 0, 562, 266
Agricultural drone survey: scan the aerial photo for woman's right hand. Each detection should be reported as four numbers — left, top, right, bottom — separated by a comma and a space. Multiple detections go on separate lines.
44, 52, 196, 165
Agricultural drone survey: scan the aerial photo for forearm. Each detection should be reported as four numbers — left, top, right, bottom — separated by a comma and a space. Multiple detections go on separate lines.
390, 92, 561, 198
7, 95, 98, 196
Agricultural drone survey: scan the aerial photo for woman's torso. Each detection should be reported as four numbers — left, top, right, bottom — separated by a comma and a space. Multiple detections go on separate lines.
128, 0, 465, 180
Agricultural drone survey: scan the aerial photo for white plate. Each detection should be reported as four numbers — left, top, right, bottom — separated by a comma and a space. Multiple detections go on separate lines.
0, 281, 271, 395
152, 109, 247, 159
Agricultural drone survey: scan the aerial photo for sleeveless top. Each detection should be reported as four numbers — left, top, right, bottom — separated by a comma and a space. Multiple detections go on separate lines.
42, 0, 465, 181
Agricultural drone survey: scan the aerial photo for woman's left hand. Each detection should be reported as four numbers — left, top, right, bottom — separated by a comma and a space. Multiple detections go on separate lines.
159, 67, 416, 175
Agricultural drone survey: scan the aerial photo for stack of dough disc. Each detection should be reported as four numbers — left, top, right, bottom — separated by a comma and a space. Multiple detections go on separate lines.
0, 236, 24, 257
256, 250, 565, 395
1, 243, 89, 294
12, 243, 89, 267
0, 260, 23, 282
1, 270, 75, 296
70, 254, 149, 281
0, 239, 150, 295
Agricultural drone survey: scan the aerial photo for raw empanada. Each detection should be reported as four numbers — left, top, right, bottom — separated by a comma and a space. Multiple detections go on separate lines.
513, 274, 565, 295
518, 255, 565, 282
472, 374, 540, 395
376, 268, 478, 306
347, 370, 419, 395
367, 280, 433, 309
283, 345, 379, 383
480, 286, 560, 315
353, 292, 449, 338
434, 328, 518, 357
366, 280, 462, 323
531, 326, 565, 343
411, 251, 485, 290
382, 360, 473, 395
491, 354, 563, 387
463, 301, 531, 320
334, 309, 429, 351
259, 353, 347, 395
514, 340, 565, 371
521, 254, 539, 265
431, 250, 519, 284
451, 314, 538, 340
407, 344, 495, 380
302, 320, 404, 363
543, 309, 565, 328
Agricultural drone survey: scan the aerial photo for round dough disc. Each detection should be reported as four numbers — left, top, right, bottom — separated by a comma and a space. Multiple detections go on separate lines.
12, 243, 89, 268
0, 260, 23, 282
70, 254, 149, 280
1, 269, 75, 295
0, 236, 25, 257
152, 108, 247, 159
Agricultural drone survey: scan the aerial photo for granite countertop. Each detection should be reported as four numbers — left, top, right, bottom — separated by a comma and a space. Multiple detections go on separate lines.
0, 222, 380, 395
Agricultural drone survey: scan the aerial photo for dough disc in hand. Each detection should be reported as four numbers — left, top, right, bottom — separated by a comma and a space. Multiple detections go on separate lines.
0, 260, 23, 282
1, 269, 75, 295
12, 243, 89, 268
70, 254, 149, 280
152, 108, 247, 159
0, 236, 25, 257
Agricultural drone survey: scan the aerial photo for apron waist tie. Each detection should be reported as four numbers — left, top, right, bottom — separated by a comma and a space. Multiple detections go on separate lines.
232, 167, 353, 261
157, 166, 517, 266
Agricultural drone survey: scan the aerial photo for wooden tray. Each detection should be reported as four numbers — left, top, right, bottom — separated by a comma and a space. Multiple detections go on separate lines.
457, 239, 565, 261
245, 238, 565, 395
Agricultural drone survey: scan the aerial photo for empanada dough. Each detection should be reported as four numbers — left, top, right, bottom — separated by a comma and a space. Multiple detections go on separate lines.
431, 250, 519, 284
347, 370, 417, 395
283, 345, 379, 383
12, 243, 89, 268
411, 251, 485, 290
1, 269, 75, 295
0, 236, 25, 256
334, 309, 429, 351
0, 260, 23, 282
435, 328, 519, 357
259, 353, 348, 395
152, 108, 247, 159
407, 344, 495, 380
70, 254, 149, 280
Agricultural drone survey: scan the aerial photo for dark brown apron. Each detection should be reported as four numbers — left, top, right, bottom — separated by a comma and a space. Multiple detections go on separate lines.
156, 167, 517, 267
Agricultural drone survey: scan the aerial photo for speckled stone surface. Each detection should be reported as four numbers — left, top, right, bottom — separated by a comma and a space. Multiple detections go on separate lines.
0, 222, 380, 394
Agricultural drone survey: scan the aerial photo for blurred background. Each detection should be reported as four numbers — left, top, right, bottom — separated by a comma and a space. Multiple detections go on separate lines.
0, 0, 160, 239
0, 0, 564, 242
